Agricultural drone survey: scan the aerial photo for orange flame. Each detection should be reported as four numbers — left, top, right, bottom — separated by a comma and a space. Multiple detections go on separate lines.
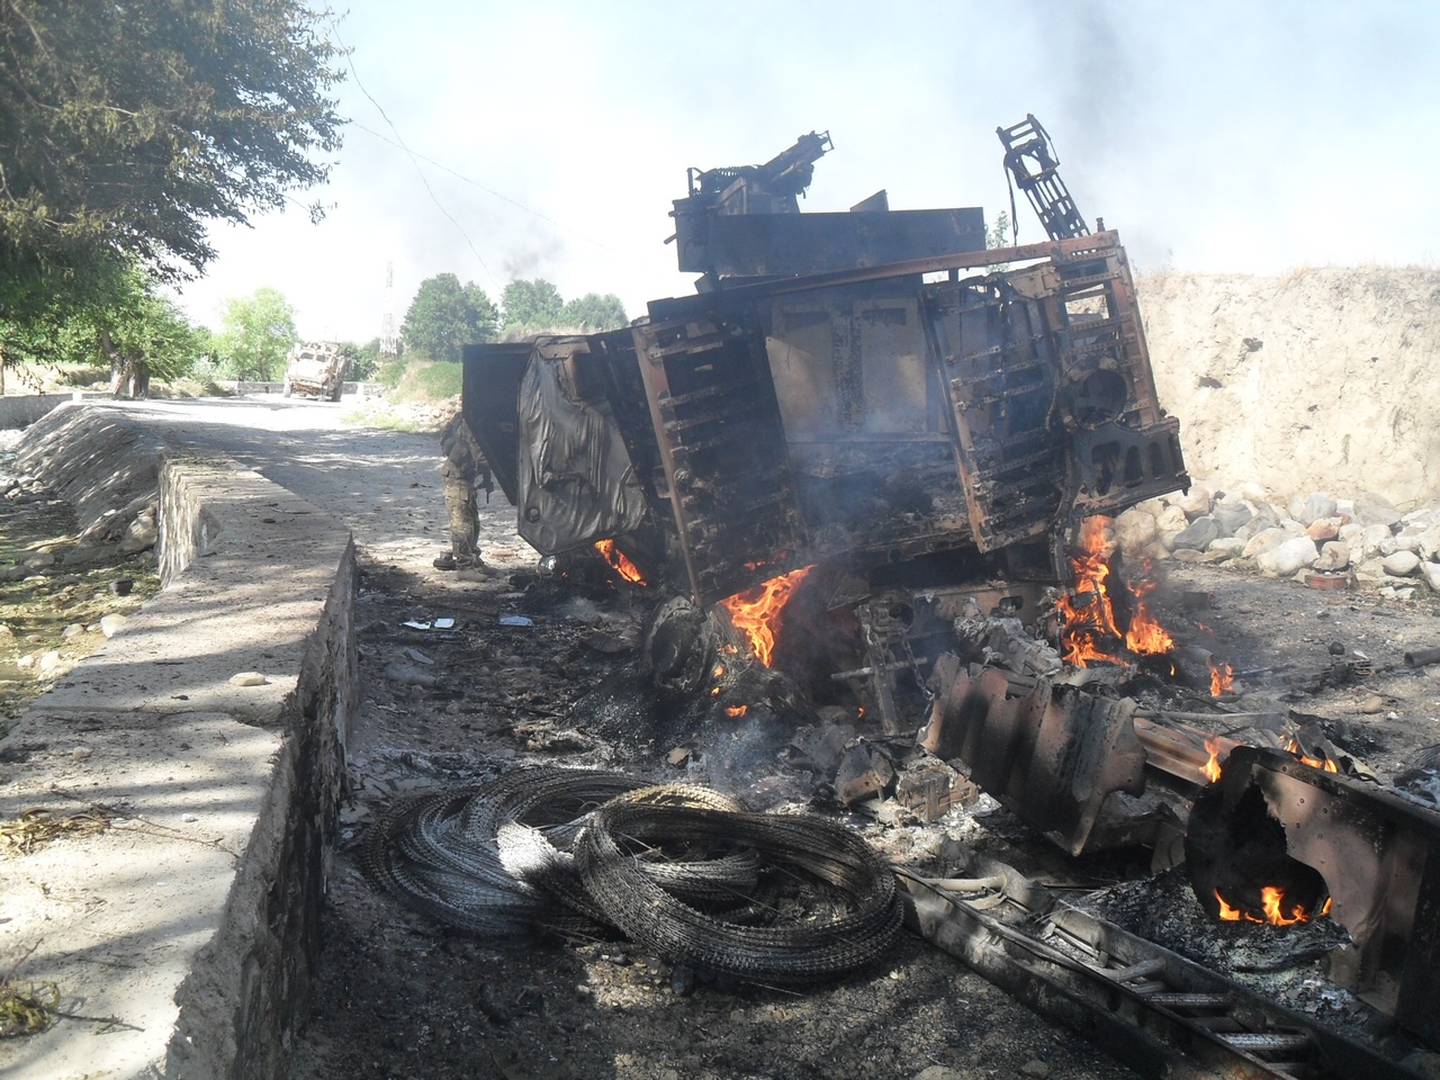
1209, 660, 1235, 697
594, 539, 646, 585
1056, 518, 1123, 668
725, 705, 748, 718
1124, 577, 1175, 655
1215, 886, 1330, 926
1216, 890, 1244, 921
719, 566, 814, 668
1058, 517, 1183, 670
1284, 736, 1340, 773
1202, 738, 1225, 784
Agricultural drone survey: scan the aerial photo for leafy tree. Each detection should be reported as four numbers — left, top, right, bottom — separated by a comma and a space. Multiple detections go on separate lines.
81, 264, 203, 396
339, 338, 385, 381
560, 293, 628, 332
0, 1, 342, 389
501, 279, 564, 330
215, 288, 298, 380
986, 211, 1012, 250
0, 258, 202, 396
401, 274, 497, 361
0, 1, 343, 287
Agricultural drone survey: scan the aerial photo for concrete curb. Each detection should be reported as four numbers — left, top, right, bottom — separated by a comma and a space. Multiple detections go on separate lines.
0, 392, 107, 430
0, 408, 357, 1079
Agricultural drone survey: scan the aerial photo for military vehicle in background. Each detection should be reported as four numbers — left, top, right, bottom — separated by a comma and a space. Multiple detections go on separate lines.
283, 342, 348, 401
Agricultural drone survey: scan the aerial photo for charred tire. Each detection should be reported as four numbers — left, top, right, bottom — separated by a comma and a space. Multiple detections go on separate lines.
576, 795, 903, 984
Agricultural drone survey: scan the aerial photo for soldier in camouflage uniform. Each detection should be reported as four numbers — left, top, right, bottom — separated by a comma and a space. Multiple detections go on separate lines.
434, 412, 494, 571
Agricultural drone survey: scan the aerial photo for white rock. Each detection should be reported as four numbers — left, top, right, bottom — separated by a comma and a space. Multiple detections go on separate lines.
1338, 523, 1365, 555
1256, 536, 1318, 577
1314, 541, 1351, 571
16, 654, 34, 669
1177, 484, 1215, 520
1237, 481, 1268, 503
37, 650, 62, 674
1415, 526, 1440, 561
0, 623, 12, 638
1354, 494, 1403, 527
1208, 537, 1247, 558
1114, 508, 1157, 555
1335, 497, 1356, 519
229, 671, 269, 686
1133, 499, 1165, 519
1360, 522, 1392, 551
1383, 550, 1422, 577
1153, 504, 1188, 535
61, 623, 84, 639
1421, 561, 1440, 593
1355, 558, 1389, 585
1242, 527, 1289, 559
119, 510, 159, 555
1297, 492, 1337, 525
99, 614, 128, 639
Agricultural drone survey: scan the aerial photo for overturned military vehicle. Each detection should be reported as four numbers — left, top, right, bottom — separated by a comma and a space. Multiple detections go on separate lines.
463, 117, 1188, 613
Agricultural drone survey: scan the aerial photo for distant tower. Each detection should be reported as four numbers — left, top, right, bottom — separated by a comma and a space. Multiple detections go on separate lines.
380, 260, 398, 356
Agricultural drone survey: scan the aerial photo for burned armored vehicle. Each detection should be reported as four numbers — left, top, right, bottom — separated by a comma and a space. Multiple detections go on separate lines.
464, 118, 1188, 615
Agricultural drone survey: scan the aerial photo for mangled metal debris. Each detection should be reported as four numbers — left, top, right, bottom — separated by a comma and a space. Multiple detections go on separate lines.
1187, 746, 1440, 1045
902, 857, 1423, 1080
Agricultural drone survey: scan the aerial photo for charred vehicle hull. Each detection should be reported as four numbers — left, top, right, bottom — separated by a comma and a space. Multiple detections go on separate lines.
463, 123, 1188, 604
465, 234, 1186, 603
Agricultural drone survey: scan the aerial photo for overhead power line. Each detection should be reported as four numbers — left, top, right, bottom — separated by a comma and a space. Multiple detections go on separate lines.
347, 121, 614, 252
329, 23, 498, 287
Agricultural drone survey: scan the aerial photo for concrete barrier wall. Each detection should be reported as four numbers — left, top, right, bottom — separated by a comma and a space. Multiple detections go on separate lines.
0, 408, 357, 1079
0, 392, 94, 429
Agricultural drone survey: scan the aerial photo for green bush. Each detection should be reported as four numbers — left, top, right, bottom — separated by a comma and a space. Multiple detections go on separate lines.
377, 354, 406, 389
412, 360, 462, 400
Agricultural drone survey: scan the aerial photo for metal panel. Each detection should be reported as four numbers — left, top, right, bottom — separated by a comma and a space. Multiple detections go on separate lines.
682, 208, 987, 278
461, 342, 534, 505
631, 313, 808, 605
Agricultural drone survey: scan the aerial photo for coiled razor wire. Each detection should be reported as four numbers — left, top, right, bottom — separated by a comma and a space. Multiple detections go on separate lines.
363, 766, 902, 983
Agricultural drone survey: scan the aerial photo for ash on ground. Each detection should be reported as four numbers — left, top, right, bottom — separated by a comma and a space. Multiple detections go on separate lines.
1079, 868, 1383, 1039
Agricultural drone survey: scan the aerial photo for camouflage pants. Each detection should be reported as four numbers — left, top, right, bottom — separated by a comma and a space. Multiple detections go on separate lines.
444, 475, 480, 560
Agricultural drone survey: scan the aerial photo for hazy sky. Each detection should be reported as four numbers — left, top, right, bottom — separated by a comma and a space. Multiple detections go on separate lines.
172, 1, 1440, 341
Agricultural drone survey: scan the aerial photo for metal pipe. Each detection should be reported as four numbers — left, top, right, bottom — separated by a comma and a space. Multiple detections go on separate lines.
1404, 646, 1440, 668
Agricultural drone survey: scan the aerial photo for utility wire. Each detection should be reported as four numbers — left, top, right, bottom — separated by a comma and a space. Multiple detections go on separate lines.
348, 121, 615, 253
329, 23, 498, 288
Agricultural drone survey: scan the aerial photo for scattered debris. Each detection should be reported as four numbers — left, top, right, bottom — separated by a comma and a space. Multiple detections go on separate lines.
0, 805, 115, 858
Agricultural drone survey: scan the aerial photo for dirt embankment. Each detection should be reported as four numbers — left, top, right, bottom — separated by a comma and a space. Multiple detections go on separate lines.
1139, 267, 1440, 508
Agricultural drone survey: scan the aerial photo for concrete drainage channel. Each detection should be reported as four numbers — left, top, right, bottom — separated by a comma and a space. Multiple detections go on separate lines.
0, 405, 357, 1079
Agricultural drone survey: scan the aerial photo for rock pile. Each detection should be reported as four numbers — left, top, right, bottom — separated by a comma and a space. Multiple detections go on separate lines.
1115, 484, 1440, 599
